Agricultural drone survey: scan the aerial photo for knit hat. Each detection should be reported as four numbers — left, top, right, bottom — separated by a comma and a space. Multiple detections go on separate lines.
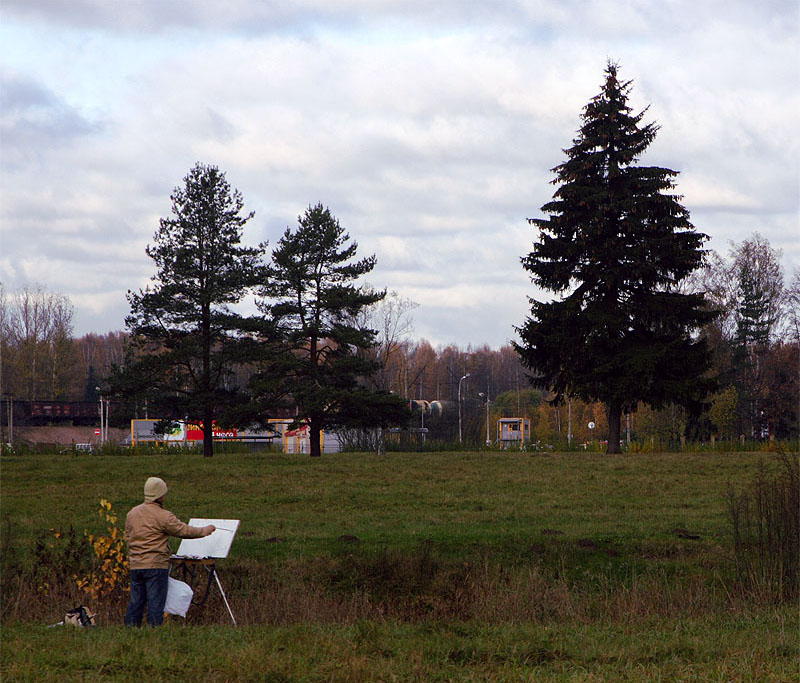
144, 477, 168, 502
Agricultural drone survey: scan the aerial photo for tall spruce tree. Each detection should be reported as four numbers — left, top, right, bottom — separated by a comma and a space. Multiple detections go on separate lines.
515, 64, 716, 453
255, 203, 407, 457
121, 163, 265, 457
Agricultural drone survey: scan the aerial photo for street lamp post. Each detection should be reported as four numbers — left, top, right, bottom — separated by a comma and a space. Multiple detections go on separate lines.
458, 373, 470, 444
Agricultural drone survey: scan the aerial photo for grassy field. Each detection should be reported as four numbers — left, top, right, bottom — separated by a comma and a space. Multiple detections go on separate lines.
1, 450, 797, 680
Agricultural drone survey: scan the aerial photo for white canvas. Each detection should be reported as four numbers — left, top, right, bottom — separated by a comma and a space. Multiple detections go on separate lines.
175, 519, 240, 559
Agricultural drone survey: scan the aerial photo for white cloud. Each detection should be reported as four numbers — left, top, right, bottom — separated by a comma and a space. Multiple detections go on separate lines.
0, 0, 797, 349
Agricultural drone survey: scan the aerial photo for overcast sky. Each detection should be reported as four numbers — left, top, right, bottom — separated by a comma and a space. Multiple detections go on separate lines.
1, 1, 797, 348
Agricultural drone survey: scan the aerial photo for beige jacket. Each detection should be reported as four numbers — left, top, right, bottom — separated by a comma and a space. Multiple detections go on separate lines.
125, 501, 207, 570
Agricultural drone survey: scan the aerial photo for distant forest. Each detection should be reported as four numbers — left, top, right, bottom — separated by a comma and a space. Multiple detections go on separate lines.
1, 230, 797, 445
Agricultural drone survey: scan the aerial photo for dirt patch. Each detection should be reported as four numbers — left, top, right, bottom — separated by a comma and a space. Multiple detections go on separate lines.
12, 426, 129, 446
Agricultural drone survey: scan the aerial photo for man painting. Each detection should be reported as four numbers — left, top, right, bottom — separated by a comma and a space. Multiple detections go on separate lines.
124, 477, 215, 626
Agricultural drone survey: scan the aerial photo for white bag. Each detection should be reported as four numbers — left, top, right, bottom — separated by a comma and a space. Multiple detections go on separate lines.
164, 577, 194, 618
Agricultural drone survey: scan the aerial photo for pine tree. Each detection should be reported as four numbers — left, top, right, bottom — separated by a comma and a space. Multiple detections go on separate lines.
515, 64, 716, 453
121, 163, 266, 457
256, 203, 407, 457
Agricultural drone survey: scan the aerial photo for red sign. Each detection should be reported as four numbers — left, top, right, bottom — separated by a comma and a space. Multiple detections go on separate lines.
186, 423, 237, 441
94, 429, 101, 436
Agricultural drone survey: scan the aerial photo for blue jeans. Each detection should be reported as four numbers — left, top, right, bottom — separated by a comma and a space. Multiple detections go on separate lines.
125, 568, 169, 626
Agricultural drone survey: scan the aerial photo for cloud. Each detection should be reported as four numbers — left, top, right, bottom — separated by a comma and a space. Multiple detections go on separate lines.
0, 72, 101, 168
0, 0, 578, 36
0, 0, 797, 349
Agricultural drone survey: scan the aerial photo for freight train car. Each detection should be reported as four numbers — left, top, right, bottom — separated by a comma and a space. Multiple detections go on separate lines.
0, 399, 102, 426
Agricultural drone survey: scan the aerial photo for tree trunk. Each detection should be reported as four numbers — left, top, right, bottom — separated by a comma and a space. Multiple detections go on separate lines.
606, 400, 622, 454
309, 419, 322, 458
203, 415, 214, 458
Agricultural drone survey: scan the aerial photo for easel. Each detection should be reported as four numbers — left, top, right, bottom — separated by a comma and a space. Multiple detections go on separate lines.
168, 556, 237, 626
170, 518, 240, 626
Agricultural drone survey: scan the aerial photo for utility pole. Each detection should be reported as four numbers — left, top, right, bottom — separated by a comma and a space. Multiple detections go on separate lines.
568, 398, 572, 446
96, 386, 108, 446
486, 398, 490, 445
99, 395, 104, 446
626, 411, 631, 447
479, 391, 491, 446
458, 373, 470, 444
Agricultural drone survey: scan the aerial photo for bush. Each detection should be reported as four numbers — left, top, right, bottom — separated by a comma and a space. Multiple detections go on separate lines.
0, 500, 129, 625
727, 452, 799, 602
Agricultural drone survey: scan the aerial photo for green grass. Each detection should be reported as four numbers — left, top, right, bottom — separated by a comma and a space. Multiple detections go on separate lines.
0, 450, 767, 557
2, 450, 798, 680
2, 615, 797, 681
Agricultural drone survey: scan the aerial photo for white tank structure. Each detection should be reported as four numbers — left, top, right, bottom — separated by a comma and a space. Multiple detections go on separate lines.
407, 400, 453, 418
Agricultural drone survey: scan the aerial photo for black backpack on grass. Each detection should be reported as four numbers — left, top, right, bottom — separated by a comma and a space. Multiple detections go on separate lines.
63, 605, 96, 627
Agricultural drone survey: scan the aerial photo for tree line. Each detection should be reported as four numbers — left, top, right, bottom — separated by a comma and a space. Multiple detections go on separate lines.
0, 284, 125, 403
695, 234, 799, 440
1, 233, 795, 448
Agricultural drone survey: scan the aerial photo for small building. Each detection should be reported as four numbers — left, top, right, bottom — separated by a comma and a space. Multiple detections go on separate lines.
129, 417, 340, 453
497, 417, 531, 449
